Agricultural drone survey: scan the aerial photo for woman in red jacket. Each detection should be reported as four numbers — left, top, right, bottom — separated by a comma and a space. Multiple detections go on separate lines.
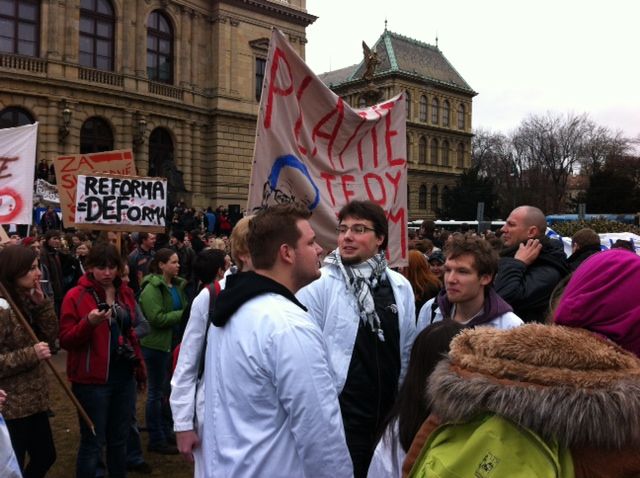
59, 242, 145, 478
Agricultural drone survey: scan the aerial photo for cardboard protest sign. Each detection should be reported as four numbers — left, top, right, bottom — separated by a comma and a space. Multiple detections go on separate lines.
54, 150, 136, 228
74, 174, 167, 232
0, 123, 38, 224
248, 29, 408, 266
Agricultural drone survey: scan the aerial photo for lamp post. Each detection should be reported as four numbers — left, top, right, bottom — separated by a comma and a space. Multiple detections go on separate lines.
132, 113, 147, 152
58, 100, 72, 143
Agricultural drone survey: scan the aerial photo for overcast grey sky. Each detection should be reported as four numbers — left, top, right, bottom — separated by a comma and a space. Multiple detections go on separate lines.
305, 0, 640, 140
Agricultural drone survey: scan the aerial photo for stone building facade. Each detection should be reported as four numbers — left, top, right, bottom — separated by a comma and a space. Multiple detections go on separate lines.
0, 0, 315, 209
319, 30, 476, 220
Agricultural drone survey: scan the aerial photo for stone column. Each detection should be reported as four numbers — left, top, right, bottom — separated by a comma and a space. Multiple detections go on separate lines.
179, 6, 191, 87
228, 18, 239, 94
190, 12, 199, 88
191, 123, 202, 194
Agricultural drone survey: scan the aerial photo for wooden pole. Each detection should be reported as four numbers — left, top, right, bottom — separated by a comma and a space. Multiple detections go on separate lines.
0, 282, 96, 436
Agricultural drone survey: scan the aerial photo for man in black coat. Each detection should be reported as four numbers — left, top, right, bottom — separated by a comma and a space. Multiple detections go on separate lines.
567, 228, 602, 271
495, 205, 569, 323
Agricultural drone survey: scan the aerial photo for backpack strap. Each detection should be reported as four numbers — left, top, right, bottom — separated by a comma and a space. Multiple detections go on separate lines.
197, 281, 221, 380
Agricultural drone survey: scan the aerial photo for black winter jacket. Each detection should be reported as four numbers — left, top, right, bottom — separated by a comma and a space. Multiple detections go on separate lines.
494, 237, 569, 323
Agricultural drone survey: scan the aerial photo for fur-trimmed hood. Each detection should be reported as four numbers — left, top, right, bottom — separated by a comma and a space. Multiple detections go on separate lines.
427, 324, 640, 450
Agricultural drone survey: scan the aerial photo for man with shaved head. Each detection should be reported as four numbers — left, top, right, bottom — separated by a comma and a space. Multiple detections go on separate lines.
495, 205, 569, 322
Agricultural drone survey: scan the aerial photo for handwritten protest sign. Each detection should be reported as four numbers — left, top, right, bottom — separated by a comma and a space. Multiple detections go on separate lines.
74, 174, 167, 232
248, 29, 408, 266
54, 150, 136, 228
0, 123, 38, 224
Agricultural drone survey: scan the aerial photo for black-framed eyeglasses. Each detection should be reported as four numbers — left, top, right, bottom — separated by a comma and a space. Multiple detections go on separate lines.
336, 224, 376, 235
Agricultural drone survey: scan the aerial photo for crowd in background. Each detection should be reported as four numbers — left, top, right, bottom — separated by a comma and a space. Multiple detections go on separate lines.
0, 201, 639, 478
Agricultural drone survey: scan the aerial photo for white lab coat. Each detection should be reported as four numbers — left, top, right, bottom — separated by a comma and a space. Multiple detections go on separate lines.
367, 422, 405, 478
170, 287, 211, 477
296, 265, 416, 393
201, 293, 353, 478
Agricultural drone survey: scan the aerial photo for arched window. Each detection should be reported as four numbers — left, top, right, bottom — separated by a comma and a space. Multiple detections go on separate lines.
457, 142, 465, 167
148, 127, 174, 177
0, 0, 40, 56
418, 136, 427, 164
431, 185, 439, 212
457, 103, 465, 130
0, 106, 35, 129
419, 95, 427, 122
147, 10, 173, 84
406, 134, 412, 162
80, 117, 114, 154
79, 0, 115, 70
442, 100, 450, 127
442, 140, 450, 166
430, 138, 438, 165
431, 98, 439, 124
419, 185, 427, 210
405, 91, 411, 119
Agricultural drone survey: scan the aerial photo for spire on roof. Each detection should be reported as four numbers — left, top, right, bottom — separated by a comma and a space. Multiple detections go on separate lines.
384, 18, 388, 31
435, 33, 439, 48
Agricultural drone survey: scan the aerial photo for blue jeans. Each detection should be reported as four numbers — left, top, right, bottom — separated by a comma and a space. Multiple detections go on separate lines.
141, 347, 172, 448
72, 377, 136, 478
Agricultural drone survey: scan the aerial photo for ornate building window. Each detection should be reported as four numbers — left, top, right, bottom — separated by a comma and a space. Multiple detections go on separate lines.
80, 117, 114, 154
430, 138, 438, 165
79, 0, 114, 70
255, 57, 266, 101
431, 185, 438, 212
358, 95, 367, 108
442, 140, 450, 166
148, 127, 175, 178
418, 136, 427, 164
419, 95, 427, 122
457, 142, 465, 168
147, 10, 173, 84
406, 134, 411, 162
405, 91, 411, 119
0, 0, 40, 56
0, 106, 34, 128
458, 103, 465, 129
419, 185, 427, 209
431, 98, 439, 125
442, 100, 450, 127
406, 184, 410, 210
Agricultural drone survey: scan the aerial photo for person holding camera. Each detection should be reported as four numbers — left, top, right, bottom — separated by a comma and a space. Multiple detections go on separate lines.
60, 242, 145, 478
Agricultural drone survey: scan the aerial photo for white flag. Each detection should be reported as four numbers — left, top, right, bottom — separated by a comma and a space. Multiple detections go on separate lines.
0, 122, 38, 225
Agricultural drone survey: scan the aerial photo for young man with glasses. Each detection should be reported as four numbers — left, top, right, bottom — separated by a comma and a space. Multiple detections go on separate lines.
297, 200, 416, 478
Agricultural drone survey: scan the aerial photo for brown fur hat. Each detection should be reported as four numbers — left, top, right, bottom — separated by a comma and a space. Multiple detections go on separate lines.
427, 324, 640, 450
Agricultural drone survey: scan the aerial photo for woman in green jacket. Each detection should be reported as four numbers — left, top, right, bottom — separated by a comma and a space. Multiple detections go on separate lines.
138, 248, 187, 454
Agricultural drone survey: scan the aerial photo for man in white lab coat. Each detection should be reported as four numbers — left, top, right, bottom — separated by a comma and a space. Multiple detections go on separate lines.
201, 203, 352, 478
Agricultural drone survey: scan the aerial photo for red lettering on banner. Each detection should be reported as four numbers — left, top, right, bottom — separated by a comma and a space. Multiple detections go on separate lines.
59, 156, 78, 173
385, 170, 402, 203
264, 48, 294, 129
320, 172, 337, 206
77, 155, 94, 170
340, 175, 356, 203
384, 105, 405, 167
294, 75, 313, 156
338, 116, 367, 170
364, 173, 386, 205
311, 98, 345, 169
387, 208, 407, 259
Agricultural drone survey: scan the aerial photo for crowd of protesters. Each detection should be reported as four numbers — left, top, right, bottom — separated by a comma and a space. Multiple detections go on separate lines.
1, 200, 639, 478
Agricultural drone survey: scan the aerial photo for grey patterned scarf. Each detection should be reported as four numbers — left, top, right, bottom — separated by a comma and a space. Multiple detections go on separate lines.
324, 249, 388, 341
